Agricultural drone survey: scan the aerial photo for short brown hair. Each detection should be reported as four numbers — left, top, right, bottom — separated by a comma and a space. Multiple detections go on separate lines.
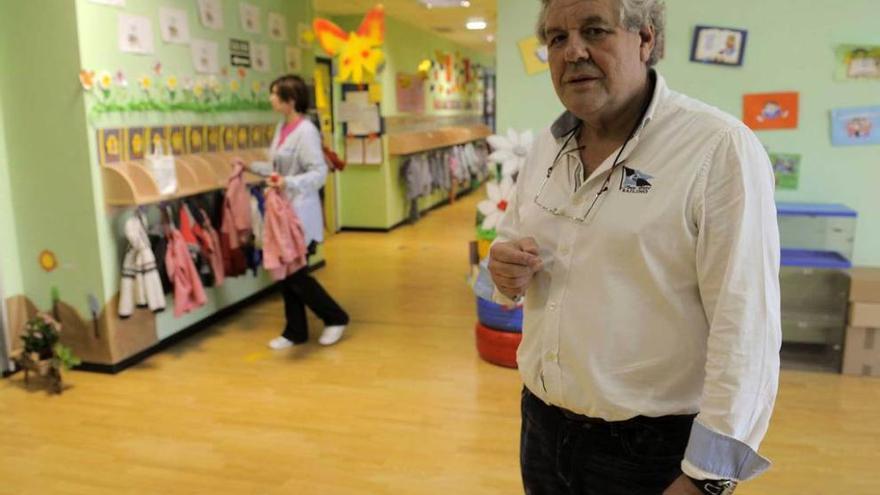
270, 74, 309, 113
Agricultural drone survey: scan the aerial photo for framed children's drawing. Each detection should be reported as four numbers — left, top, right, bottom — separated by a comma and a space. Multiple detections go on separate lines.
690, 25, 747, 67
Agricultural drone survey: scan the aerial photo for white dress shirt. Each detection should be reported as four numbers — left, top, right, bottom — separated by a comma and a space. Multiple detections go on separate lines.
494, 72, 781, 481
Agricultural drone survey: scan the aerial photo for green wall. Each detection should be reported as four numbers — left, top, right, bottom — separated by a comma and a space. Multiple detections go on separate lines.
497, 0, 880, 266
0, 0, 104, 314
326, 14, 494, 229
0, 69, 23, 298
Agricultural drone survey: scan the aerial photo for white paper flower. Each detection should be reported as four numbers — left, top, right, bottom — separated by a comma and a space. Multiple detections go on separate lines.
487, 128, 534, 178
477, 177, 515, 231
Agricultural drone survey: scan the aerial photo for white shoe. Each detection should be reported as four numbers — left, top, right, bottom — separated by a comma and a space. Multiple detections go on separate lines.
319, 325, 346, 346
268, 336, 295, 350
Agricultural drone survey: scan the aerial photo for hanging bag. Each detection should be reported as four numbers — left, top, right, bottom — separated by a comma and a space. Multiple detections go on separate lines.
147, 140, 178, 195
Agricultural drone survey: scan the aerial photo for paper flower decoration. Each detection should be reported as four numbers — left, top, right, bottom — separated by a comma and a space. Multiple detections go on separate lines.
230, 80, 240, 92
313, 5, 385, 84
477, 176, 515, 231
138, 75, 152, 91
488, 129, 534, 178
166, 75, 178, 91
79, 70, 95, 90
97, 71, 113, 91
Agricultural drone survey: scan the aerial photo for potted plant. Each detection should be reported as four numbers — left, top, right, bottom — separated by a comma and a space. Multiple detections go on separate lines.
14, 313, 80, 393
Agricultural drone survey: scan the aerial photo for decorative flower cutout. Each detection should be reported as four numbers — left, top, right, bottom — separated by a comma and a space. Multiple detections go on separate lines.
138, 75, 152, 91
79, 69, 95, 90
487, 128, 534, 178
477, 176, 515, 231
97, 71, 113, 91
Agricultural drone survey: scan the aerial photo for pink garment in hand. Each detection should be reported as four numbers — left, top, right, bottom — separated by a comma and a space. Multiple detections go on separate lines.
165, 229, 207, 317
262, 187, 308, 281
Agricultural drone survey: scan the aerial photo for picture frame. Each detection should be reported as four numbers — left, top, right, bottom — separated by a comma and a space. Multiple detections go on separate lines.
690, 25, 747, 67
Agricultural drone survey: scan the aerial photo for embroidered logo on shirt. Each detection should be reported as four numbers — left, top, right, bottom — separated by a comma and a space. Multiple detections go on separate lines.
620, 166, 653, 194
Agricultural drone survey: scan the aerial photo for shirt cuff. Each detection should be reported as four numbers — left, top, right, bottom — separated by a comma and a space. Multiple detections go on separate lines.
491, 287, 520, 307
682, 420, 771, 481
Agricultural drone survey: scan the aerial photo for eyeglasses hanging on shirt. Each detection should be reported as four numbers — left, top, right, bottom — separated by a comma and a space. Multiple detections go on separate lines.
533, 91, 652, 223
533, 121, 640, 223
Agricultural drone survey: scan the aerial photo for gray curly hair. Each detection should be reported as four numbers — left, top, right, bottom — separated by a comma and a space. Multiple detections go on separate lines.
536, 0, 666, 66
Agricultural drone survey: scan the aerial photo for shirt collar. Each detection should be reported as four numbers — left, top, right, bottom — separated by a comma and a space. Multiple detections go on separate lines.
550, 69, 667, 141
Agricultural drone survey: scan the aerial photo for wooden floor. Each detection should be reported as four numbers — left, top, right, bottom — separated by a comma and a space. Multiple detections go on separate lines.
1, 189, 879, 494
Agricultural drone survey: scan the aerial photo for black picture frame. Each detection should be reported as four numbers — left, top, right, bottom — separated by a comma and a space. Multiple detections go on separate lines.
690, 25, 748, 67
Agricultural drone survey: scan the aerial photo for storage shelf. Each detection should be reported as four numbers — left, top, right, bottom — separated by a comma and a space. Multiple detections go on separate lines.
102, 149, 268, 206
387, 125, 491, 156
777, 202, 857, 218
780, 249, 852, 269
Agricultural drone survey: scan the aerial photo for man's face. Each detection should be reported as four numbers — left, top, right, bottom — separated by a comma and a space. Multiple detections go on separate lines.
544, 0, 651, 119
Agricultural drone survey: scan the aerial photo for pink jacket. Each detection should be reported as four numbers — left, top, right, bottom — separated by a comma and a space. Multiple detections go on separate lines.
165, 229, 207, 317
222, 164, 252, 250
262, 187, 308, 281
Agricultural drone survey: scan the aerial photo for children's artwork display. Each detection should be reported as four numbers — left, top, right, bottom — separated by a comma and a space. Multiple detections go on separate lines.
118, 14, 154, 55
395, 73, 425, 114
769, 153, 800, 190
197, 0, 224, 31
517, 36, 549, 75
251, 43, 270, 72
690, 26, 747, 66
267, 12, 287, 41
743, 92, 799, 130
191, 39, 219, 74
158, 7, 190, 44
835, 45, 880, 80
831, 106, 880, 146
239, 3, 261, 34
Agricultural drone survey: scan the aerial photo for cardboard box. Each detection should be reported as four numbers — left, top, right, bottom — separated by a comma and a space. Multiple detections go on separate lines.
848, 302, 880, 328
842, 326, 879, 377
849, 267, 880, 303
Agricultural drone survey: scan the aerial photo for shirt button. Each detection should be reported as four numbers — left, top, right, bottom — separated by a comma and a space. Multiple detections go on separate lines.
548, 302, 556, 310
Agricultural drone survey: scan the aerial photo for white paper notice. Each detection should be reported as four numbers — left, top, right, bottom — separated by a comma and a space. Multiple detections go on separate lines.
118, 14, 154, 55
159, 7, 190, 44
240, 3, 261, 34
363, 136, 383, 165
286, 46, 302, 72
191, 39, 219, 74
197, 0, 224, 31
251, 43, 271, 72
267, 12, 287, 41
339, 92, 381, 135
346, 137, 365, 165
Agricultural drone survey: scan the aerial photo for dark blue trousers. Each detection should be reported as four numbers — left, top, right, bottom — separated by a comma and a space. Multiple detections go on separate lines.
520, 387, 695, 495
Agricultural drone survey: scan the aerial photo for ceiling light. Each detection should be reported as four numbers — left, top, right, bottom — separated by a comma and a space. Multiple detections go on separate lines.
418, 0, 470, 7
466, 18, 487, 30
486, 34, 495, 42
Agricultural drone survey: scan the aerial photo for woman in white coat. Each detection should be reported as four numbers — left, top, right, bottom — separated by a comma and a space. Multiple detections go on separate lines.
236, 74, 348, 349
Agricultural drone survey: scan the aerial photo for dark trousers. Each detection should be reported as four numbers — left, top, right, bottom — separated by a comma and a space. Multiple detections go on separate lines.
520, 387, 695, 495
281, 268, 349, 343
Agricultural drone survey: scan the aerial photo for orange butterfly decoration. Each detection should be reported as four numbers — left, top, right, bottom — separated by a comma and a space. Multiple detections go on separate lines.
313, 5, 385, 84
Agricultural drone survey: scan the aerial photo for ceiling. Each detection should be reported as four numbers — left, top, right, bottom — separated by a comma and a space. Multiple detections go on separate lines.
312, 0, 497, 55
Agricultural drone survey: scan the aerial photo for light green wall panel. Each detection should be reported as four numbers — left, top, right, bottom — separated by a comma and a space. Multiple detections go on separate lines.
0, 0, 105, 315
0, 67, 23, 297
497, 0, 880, 266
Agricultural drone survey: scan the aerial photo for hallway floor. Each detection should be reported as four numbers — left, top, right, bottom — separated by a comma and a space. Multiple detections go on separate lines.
1, 189, 878, 494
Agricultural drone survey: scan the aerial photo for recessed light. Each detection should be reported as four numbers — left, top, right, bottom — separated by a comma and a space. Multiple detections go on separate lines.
466, 18, 487, 30
486, 34, 495, 42
460, 0, 471, 6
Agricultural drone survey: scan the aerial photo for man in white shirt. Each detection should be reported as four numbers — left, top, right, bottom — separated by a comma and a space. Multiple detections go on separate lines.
488, 1, 781, 494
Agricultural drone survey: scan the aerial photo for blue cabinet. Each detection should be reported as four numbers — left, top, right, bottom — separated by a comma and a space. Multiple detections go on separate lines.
777, 202, 857, 371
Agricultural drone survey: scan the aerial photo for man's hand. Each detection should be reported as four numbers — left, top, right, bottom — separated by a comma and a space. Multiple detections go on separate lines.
488, 237, 543, 300
663, 475, 703, 495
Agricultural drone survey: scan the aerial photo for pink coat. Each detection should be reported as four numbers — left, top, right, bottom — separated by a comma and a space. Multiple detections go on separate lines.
222, 164, 252, 250
262, 187, 308, 281
165, 229, 207, 317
